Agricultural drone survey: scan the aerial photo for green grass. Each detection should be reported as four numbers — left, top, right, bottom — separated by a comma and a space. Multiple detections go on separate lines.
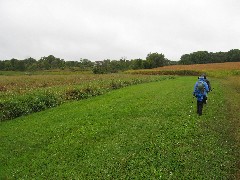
0, 77, 239, 179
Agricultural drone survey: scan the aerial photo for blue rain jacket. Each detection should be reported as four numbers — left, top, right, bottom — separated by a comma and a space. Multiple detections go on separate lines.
193, 77, 209, 101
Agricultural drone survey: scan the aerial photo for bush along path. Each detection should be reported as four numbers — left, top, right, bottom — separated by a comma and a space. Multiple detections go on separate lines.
0, 76, 239, 179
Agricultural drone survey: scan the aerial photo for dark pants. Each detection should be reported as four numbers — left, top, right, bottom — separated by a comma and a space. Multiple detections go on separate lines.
197, 101, 203, 116
203, 96, 207, 104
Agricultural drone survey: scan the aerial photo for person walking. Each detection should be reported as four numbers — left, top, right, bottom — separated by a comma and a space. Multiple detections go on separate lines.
193, 76, 209, 116
202, 74, 211, 104
203, 74, 211, 92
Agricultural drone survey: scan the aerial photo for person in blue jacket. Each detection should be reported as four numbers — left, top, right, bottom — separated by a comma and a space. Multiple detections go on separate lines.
193, 76, 209, 116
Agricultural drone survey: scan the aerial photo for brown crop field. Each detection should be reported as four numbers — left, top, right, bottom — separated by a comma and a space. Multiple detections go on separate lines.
0, 74, 131, 93
153, 62, 240, 71
127, 62, 240, 77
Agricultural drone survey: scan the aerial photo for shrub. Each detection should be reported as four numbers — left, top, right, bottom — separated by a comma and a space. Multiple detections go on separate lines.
0, 92, 61, 121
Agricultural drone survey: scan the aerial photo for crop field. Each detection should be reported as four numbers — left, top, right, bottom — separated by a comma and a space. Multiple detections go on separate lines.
0, 73, 164, 95
127, 62, 240, 77
153, 62, 240, 71
0, 73, 173, 121
0, 64, 240, 179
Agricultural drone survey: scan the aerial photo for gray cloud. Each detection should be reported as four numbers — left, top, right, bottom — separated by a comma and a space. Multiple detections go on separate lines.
0, 0, 239, 61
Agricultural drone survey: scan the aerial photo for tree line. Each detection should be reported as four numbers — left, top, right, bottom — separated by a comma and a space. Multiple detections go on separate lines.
179, 49, 240, 65
0, 49, 239, 73
0, 53, 173, 74
0, 55, 94, 72
93, 53, 175, 74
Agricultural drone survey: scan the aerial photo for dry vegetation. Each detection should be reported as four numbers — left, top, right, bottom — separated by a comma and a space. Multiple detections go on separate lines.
127, 62, 240, 77
153, 62, 240, 71
0, 74, 153, 94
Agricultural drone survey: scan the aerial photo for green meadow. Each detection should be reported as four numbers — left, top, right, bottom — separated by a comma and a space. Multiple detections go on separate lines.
1, 76, 239, 179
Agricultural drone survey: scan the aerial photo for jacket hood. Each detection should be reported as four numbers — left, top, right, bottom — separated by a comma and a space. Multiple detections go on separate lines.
198, 76, 204, 81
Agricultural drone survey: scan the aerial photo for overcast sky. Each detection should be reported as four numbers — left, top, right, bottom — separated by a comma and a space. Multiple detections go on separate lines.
0, 0, 239, 61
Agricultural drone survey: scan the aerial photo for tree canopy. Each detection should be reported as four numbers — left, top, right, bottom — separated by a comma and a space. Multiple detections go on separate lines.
179, 49, 240, 65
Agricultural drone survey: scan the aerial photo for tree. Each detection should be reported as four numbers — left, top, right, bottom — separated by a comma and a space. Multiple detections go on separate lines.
131, 59, 144, 70
179, 51, 213, 64
179, 54, 192, 64
16, 60, 26, 71
3, 60, 12, 70
9, 58, 19, 70
38, 55, 65, 70
118, 58, 129, 71
79, 59, 94, 70
0, 61, 5, 70
226, 49, 240, 62
191, 51, 211, 64
146, 52, 165, 68
210, 52, 226, 63
93, 61, 104, 74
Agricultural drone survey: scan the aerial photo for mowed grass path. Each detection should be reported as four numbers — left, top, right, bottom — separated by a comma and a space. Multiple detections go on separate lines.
0, 77, 238, 179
